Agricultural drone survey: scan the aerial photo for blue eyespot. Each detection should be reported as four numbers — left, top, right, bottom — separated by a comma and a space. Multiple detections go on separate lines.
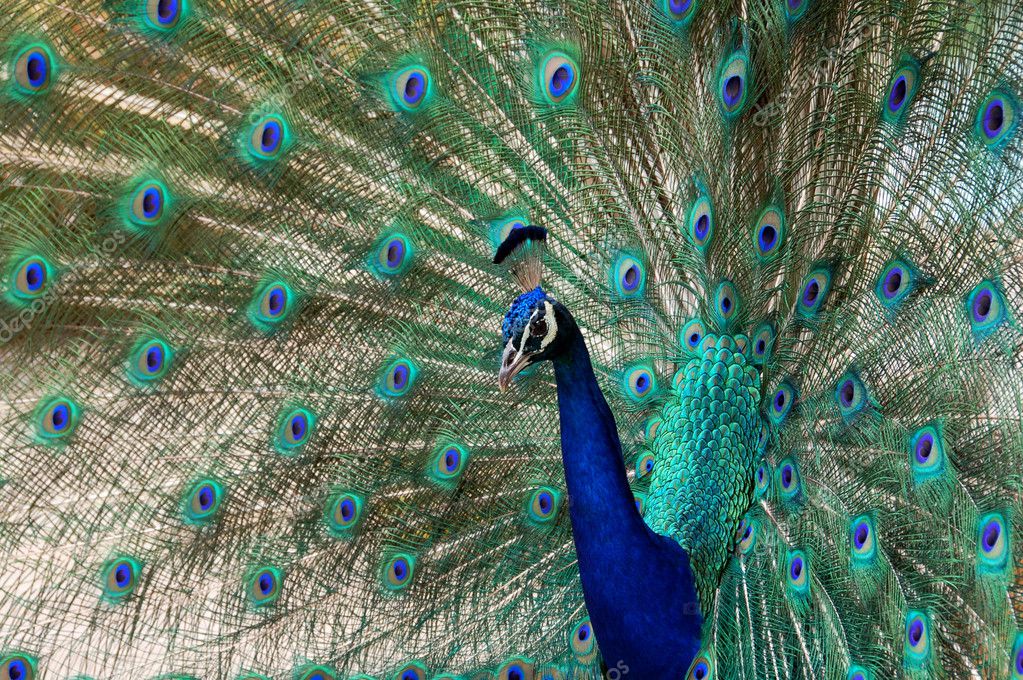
849, 515, 877, 566
768, 381, 796, 426
528, 486, 561, 524
541, 52, 579, 104
786, 549, 809, 595
688, 194, 714, 250
383, 553, 414, 590
686, 651, 715, 680
680, 318, 706, 354
750, 322, 775, 365
497, 659, 534, 680
797, 268, 831, 317
249, 115, 288, 161
883, 58, 921, 124
129, 338, 173, 383
390, 66, 432, 111
396, 662, 427, 680
966, 280, 1006, 340
612, 254, 646, 298
636, 451, 655, 478
784, 0, 808, 22
908, 424, 946, 487
777, 457, 802, 500
634, 492, 647, 516
903, 610, 931, 666
0, 653, 37, 680
371, 232, 413, 277
570, 619, 597, 662
491, 216, 528, 249
975, 89, 1018, 151
248, 566, 282, 607
662, 0, 698, 24
718, 52, 749, 117
183, 479, 223, 524
36, 397, 79, 441
249, 281, 294, 331
378, 357, 417, 398
714, 280, 740, 326
754, 206, 785, 261
622, 363, 656, 402
9, 255, 52, 301
737, 516, 757, 554
146, 0, 187, 29
976, 512, 1009, 574
326, 491, 364, 536
834, 371, 868, 420
276, 407, 315, 452
129, 181, 168, 226
430, 442, 468, 485
103, 556, 141, 601
13, 45, 54, 94
755, 461, 771, 496
875, 259, 917, 311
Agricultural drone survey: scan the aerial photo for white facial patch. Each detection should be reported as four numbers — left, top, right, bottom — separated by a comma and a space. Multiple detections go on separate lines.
536, 301, 558, 350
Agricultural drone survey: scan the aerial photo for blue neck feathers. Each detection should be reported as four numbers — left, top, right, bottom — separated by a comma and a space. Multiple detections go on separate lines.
553, 322, 703, 678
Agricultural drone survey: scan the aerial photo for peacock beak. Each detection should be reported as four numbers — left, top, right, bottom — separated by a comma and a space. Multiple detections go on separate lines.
498, 341, 532, 392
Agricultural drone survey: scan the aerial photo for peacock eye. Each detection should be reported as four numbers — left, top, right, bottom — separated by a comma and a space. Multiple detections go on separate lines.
541, 52, 579, 104
1, 653, 37, 680
249, 115, 287, 160
14, 45, 53, 94
391, 66, 431, 111
530, 318, 548, 337
146, 0, 184, 29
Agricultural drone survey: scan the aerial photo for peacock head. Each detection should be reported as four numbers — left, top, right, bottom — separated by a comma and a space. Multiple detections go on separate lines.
494, 224, 571, 391
499, 286, 571, 391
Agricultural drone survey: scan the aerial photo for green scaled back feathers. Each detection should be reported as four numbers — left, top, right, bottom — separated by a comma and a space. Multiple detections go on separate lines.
1, 0, 1022, 678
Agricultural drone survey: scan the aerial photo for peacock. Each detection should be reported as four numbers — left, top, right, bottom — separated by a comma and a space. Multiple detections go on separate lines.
0, 0, 1021, 677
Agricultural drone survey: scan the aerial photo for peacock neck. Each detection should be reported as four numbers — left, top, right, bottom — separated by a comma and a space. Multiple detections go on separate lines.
552, 322, 703, 678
